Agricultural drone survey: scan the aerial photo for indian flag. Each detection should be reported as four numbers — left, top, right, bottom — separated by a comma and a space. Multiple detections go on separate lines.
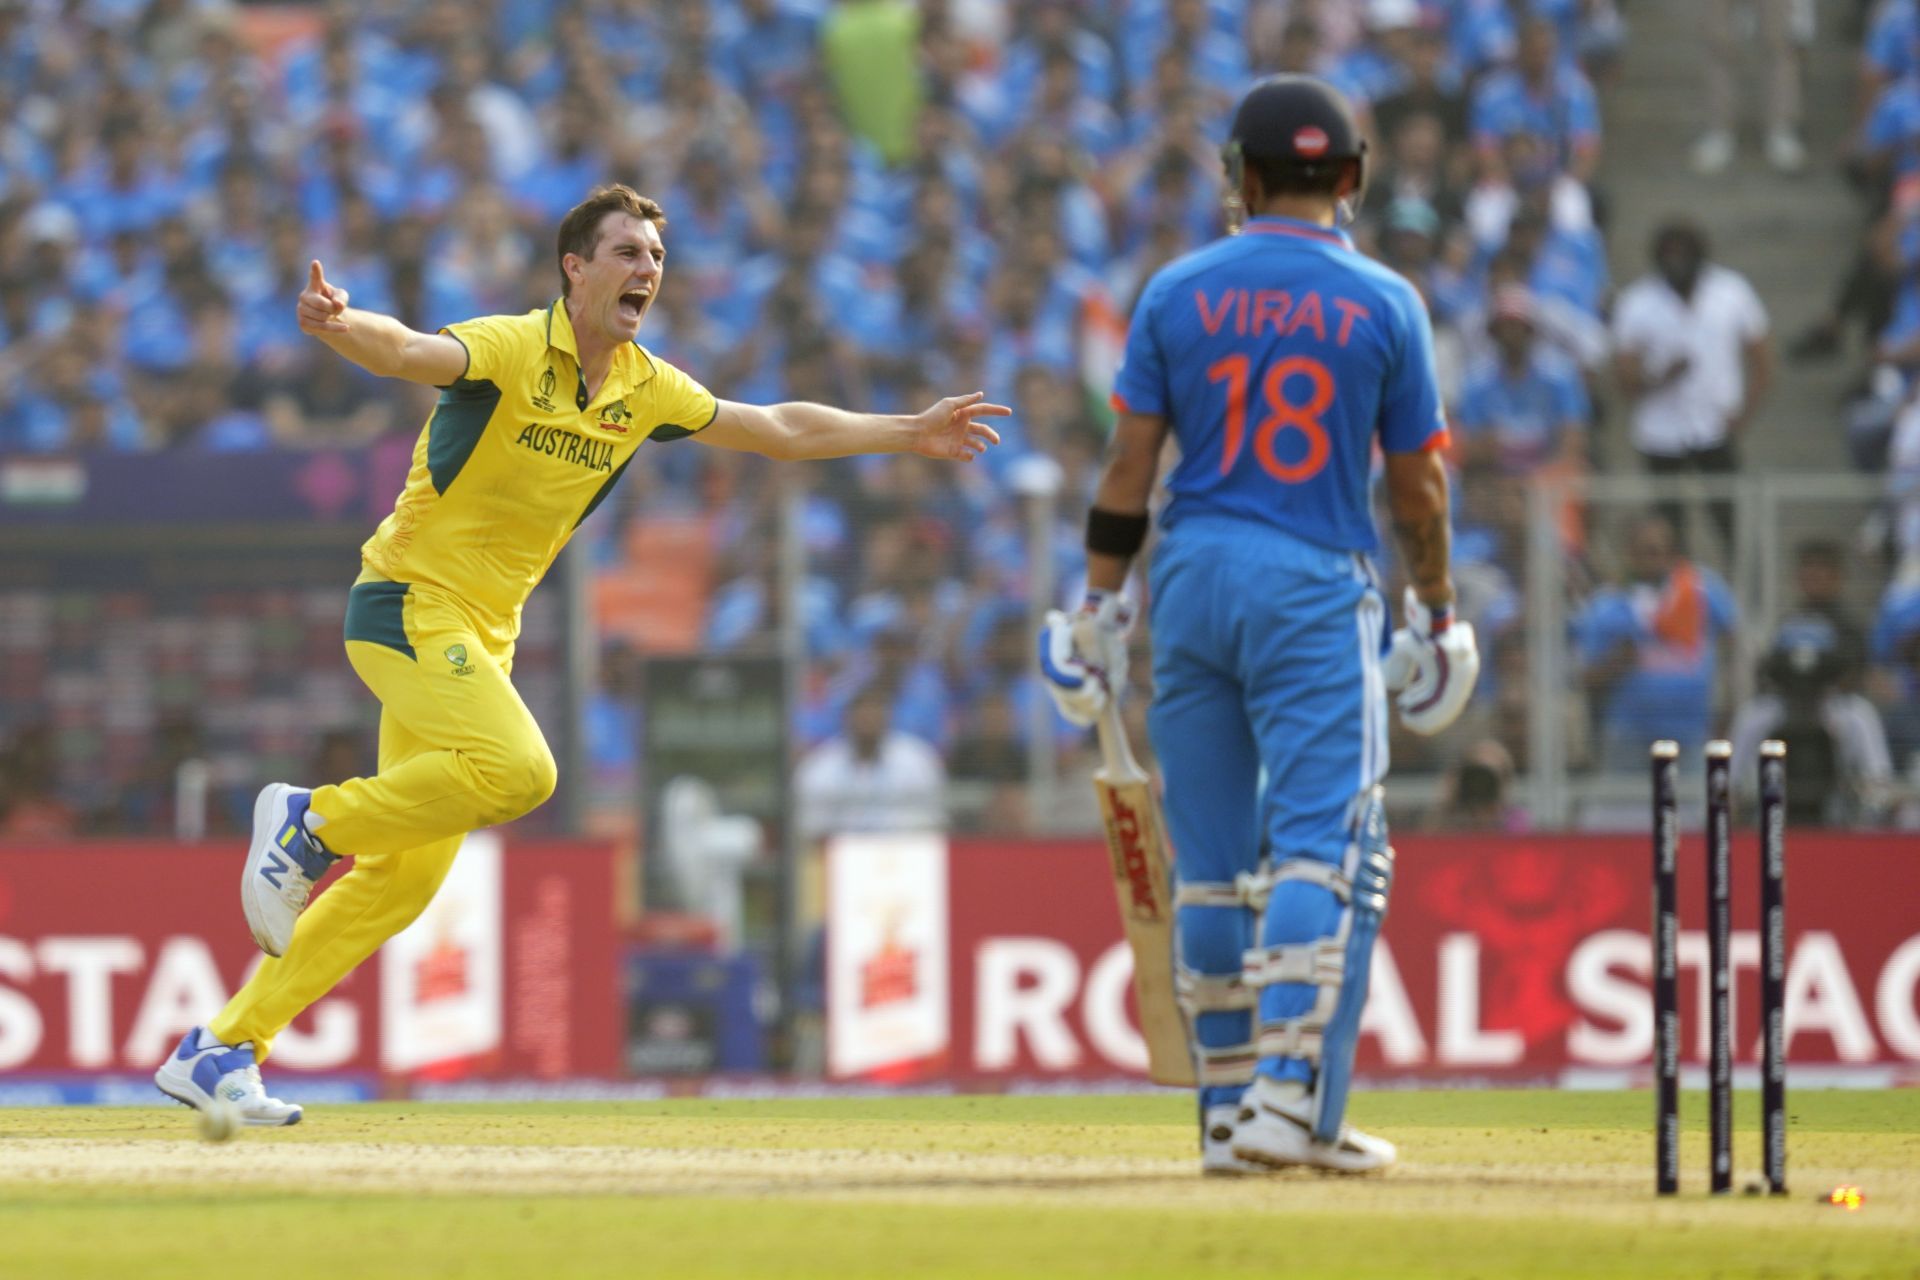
1079, 284, 1128, 436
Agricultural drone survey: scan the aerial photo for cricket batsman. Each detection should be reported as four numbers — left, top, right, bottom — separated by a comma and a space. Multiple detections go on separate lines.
154, 184, 1006, 1124
1039, 78, 1477, 1173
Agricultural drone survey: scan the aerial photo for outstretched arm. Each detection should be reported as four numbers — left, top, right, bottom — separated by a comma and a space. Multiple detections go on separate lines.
696, 393, 1008, 462
297, 260, 468, 387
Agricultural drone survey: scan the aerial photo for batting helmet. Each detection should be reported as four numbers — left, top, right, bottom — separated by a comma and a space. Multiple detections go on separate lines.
1222, 75, 1368, 223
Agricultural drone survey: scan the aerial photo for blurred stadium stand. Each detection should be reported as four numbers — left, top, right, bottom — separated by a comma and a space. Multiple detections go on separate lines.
4, 0, 1920, 852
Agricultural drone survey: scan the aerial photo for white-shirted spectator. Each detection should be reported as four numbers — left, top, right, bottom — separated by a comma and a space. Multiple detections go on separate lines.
1614, 219, 1773, 547
794, 684, 947, 839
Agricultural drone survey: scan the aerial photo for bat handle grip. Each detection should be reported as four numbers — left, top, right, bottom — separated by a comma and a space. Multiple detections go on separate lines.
1096, 697, 1144, 779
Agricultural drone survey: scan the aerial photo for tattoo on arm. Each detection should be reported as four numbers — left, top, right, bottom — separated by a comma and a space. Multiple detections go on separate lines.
1393, 511, 1452, 604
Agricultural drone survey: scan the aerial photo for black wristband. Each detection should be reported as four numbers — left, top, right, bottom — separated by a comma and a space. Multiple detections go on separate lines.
1086, 507, 1151, 557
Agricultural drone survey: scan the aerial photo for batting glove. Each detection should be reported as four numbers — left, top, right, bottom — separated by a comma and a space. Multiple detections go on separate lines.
1383, 587, 1480, 737
1037, 590, 1134, 727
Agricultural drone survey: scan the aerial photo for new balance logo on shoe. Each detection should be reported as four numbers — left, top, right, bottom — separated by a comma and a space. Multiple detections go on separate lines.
243, 784, 337, 958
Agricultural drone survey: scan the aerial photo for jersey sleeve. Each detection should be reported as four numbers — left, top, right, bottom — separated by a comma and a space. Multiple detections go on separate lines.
1867, 10, 1915, 79
643, 355, 720, 442
1453, 370, 1492, 433
1731, 273, 1770, 340
1110, 278, 1170, 417
1610, 286, 1652, 351
1574, 594, 1633, 665
1865, 88, 1904, 150
1706, 570, 1740, 635
1468, 77, 1506, 147
1554, 363, 1591, 423
1379, 287, 1449, 453
439, 313, 531, 387
1566, 76, 1601, 147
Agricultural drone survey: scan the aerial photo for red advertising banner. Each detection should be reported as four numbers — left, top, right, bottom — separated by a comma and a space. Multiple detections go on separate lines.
948, 833, 1920, 1083
0, 836, 621, 1079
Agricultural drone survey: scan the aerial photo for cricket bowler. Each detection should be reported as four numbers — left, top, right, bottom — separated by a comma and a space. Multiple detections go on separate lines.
1039, 77, 1478, 1173
154, 184, 1006, 1124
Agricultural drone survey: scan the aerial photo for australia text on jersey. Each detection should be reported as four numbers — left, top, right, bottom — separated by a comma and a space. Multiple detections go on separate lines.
514, 423, 617, 473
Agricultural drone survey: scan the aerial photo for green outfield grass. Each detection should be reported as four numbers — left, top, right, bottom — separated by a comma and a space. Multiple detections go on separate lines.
0, 1090, 1914, 1279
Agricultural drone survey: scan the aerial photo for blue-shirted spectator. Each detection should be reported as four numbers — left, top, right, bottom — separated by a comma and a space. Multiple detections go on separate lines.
1864, 0, 1920, 96
1454, 287, 1590, 475
509, 93, 614, 225
1326, 0, 1421, 108
664, 147, 766, 291
1446, 0, 1519, 76
1001, 0, 1117, 111
204, 163, 276, 308
716, 0, 819, 101
4, 338, 146, 452
1471, 16, 1601, 184
862, 238, 982, 390
1503, 205, 1608, 317
1575, 514, 1739, 768
1124, 0, 1248, 98
1872, 572, 1920, 673
980, 262, 1077, 421
1861, 75, 1920, 196
282, 24, 411, 157
64, 118, 189, 242
0, 0, 1646, 840
1027, 47, 1125, 163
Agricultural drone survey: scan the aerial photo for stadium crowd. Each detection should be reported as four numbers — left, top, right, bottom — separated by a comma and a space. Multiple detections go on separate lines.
1773, 0, 1920, 823
3, 0, 1915, 834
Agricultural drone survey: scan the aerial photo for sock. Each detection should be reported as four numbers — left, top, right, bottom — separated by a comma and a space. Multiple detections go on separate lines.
1252, 1075, 1308, 1108
195, 1028, 231, 1052
299, 804, 336, 859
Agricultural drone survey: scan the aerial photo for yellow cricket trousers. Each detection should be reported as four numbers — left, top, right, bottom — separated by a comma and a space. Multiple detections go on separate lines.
212, 576, 557, 1058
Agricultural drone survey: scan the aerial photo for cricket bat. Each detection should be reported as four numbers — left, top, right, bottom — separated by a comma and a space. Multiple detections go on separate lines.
1092, 700, 1195, 1087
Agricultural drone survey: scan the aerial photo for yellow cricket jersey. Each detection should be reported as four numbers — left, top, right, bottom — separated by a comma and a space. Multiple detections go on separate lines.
358, 299, 716, 646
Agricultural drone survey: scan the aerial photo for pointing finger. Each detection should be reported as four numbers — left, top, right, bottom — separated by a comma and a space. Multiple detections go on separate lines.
308, 259, 326, 291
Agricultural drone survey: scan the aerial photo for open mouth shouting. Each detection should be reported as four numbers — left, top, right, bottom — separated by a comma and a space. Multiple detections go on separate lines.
618, 286, 652, 324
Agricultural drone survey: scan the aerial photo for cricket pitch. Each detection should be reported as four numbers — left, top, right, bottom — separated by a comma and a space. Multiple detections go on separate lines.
0, 1090, 1913, 1278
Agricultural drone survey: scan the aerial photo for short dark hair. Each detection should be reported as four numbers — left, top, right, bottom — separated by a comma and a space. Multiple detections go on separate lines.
1247, 155, 1354, 199
555, 184, 667, 297
1651, 218, 1708, 263
1797, 539, 1844, 568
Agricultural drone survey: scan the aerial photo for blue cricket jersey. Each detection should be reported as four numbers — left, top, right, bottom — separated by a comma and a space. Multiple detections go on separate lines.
1112, 215, 1448, 554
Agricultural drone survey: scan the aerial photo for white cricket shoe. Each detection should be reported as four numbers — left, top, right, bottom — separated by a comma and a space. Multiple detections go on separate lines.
241, 783, 336, 957
1201, 1103, 1267, 1176
1232, 1079, 1396, 1174
1766, 128, 1806, 173
1691, 129, 1735, 176
155, 1028, 303, 1127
